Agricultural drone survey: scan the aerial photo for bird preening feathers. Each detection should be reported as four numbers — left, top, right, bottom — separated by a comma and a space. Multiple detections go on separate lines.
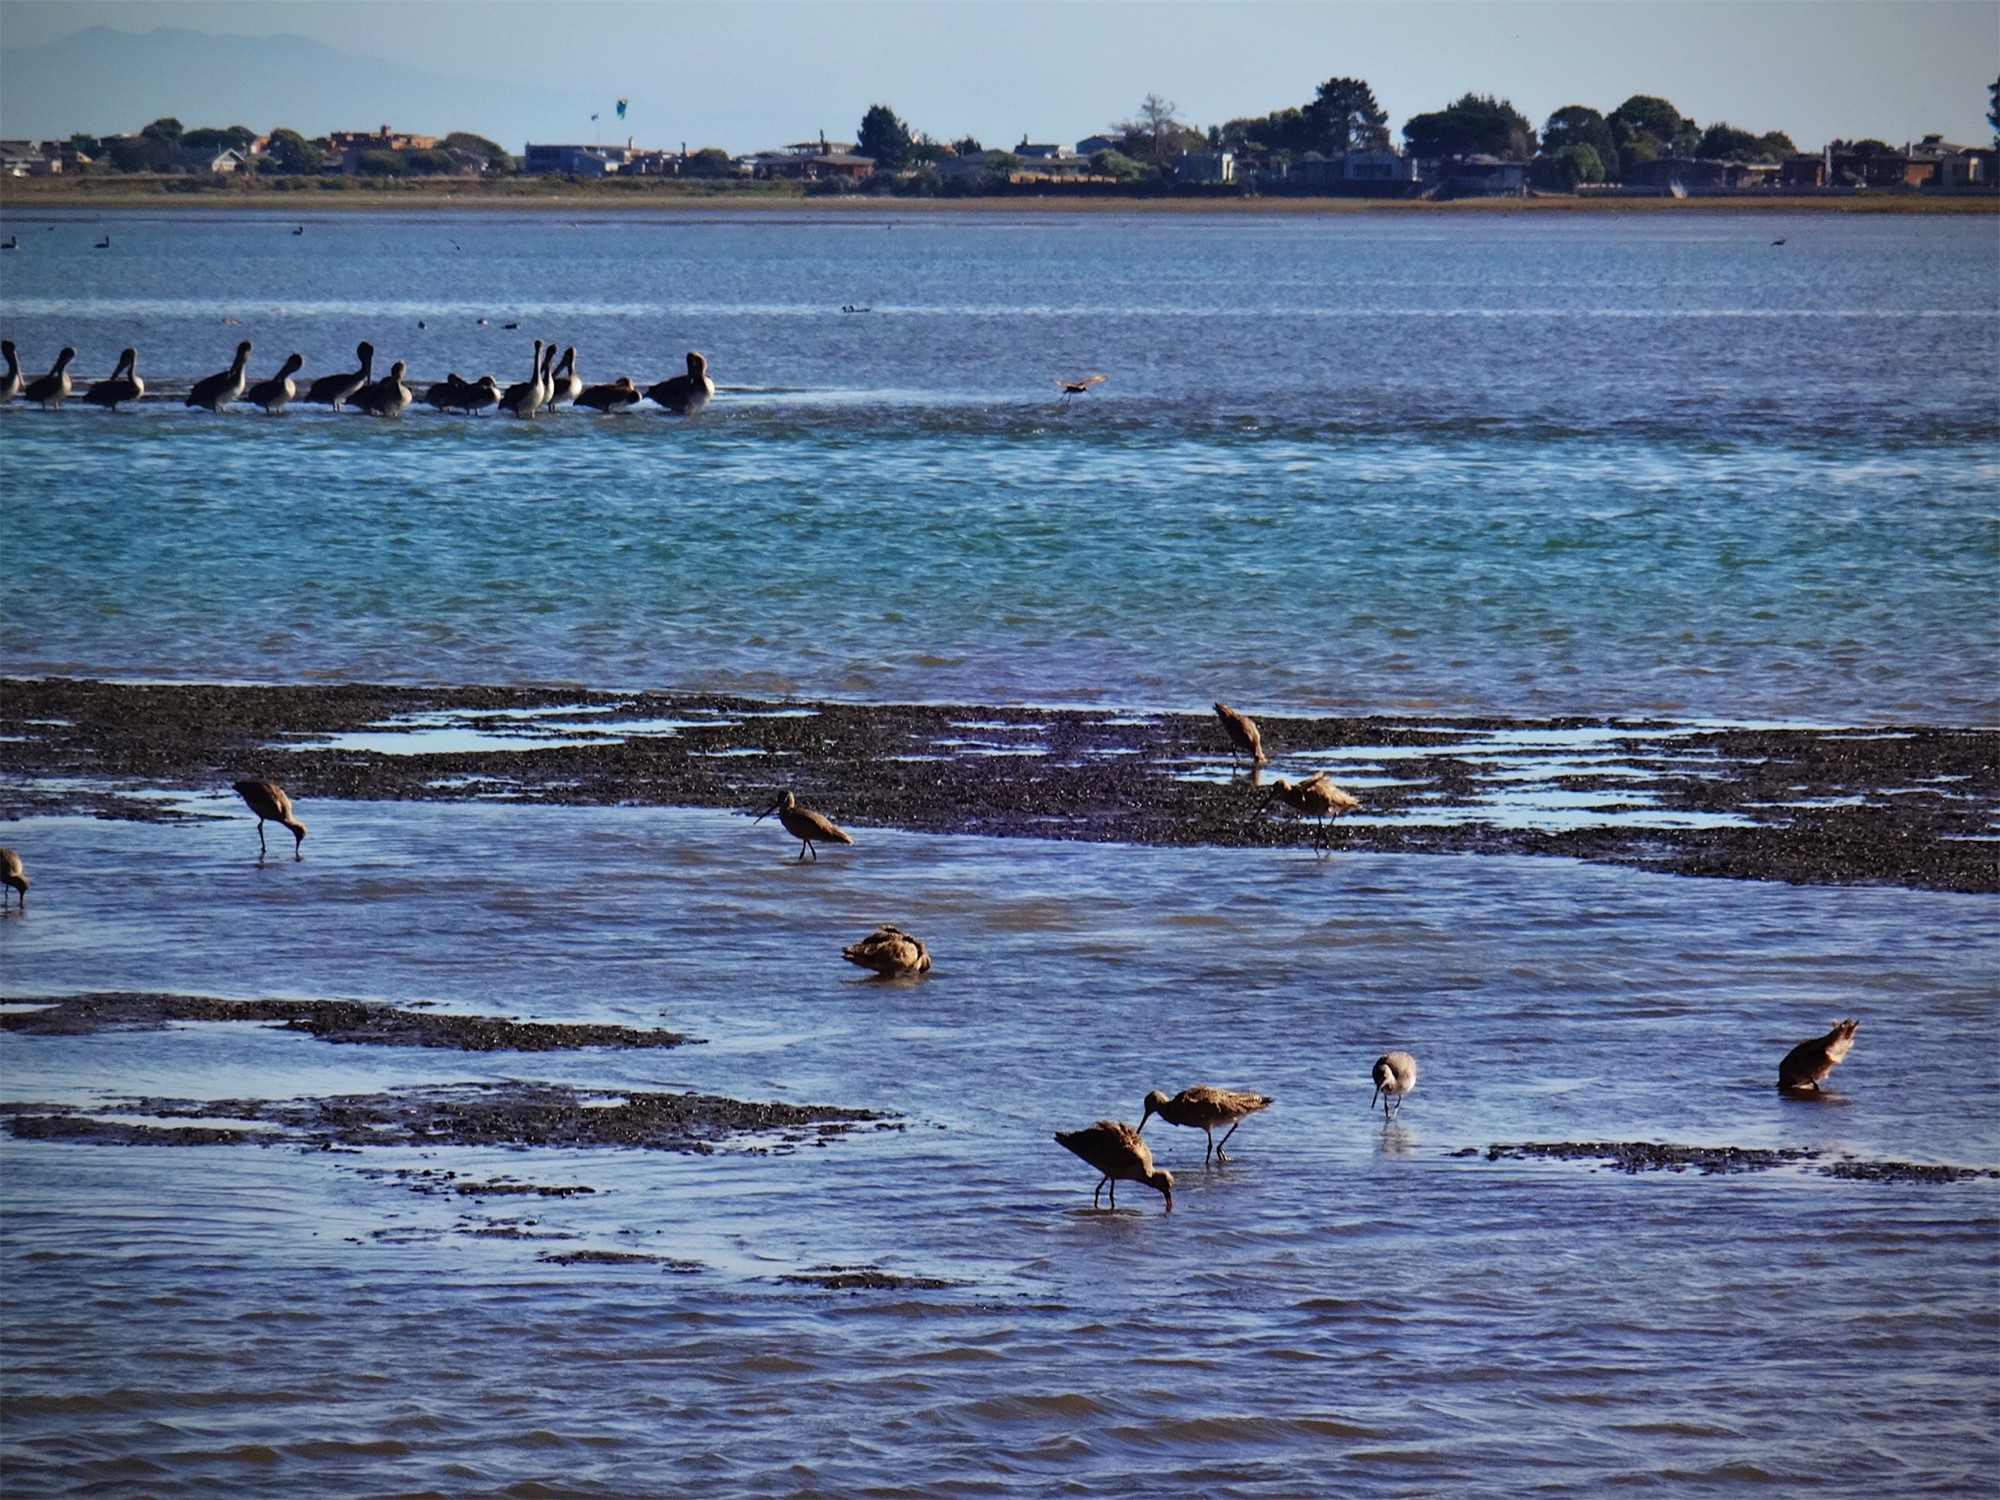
841, 925, 930, 977
1779, 1019, 1858, 1092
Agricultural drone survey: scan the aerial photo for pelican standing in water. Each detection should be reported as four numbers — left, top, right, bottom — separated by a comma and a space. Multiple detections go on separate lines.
646, 351, 714, 415
841, 925, 930, 977
1056, 1121, 1174, 1212
353, 359, 412, 417
305, 341, 373, 410
754, 790, 853, 862
1, 339, 24, 401
547, 346, 582, 408
1213, 702, 1267, 768
576, 376, 641, 413
1267, 771, 1361, 851
81, 347, 145, 410
1, 847, 27, 909
1371, 1052, 1418, 1117
23, 347, 76, 408
233, 779, 307, 858
245, 352, 305, 414
1139, 1086, 1273, 1165
1779, 1019, 1859, 1093
500, 339, 546, 417
187, 340, 253, 411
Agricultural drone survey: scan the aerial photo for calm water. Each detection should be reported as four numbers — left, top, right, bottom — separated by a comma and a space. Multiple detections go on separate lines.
2, 210, 1997, 1494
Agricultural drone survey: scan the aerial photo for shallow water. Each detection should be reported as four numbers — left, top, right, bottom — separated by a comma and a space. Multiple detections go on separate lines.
1, 801, 1996, 1495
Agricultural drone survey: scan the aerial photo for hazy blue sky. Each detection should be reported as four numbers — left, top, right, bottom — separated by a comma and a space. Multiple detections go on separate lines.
2, 0, 1995, 150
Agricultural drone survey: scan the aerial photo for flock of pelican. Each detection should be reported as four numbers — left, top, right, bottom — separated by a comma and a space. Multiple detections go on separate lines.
0, 700, 1862, 1217
0, 337, 715, 419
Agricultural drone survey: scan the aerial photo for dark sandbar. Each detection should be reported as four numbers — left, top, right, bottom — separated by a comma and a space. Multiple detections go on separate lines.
1484, 1141, 1999, 1182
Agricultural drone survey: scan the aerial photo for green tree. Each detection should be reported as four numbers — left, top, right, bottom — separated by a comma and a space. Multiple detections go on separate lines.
1219, 107, 1311, 159
1610, 95, 1698, 160
857, 104, 913, 170
1402, 94, 1536, 160
355, 149, 405, 177
681, 147, 734, 178
1307, 77, 1389, 153
1541, 105, 1618, 178
951, 135, 983, 156
441, 132, 512, 172
1987, 76, 1998, 142
1090, 148, 1147, 181
1698, 122, 1791, 162
905, 133, 947, 166
182, 125, 255, 152
140, 116, 184, 144
265, 128, 322, 175
1529, 142, 1604, 190
1115, 93, 1205, 166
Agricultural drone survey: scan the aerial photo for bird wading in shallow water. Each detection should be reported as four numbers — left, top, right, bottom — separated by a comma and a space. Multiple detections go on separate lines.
1266, 771, 1361, 852
1779, 1019, 1858, 1093
1140, 1086, 1273, 1165
234, 780, 307, 859
1372, 1051, 1417, 1117
841, 925, 931, 977
1056, 1120, 1173, 1212
755, 790, 853, 862
1, 847, 28, 908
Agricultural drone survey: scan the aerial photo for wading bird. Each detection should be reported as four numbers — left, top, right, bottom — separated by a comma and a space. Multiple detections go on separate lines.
1139, 1086, 1272, 1165
1213, 701, 1266, 768
1371, 1051, 1417, 1117
245, 352, 305, 414
23, 347, 76, 409
187, 340, 253, 412
0, 340, 20, 401
1054, 373, 1106, 403
1056, 1120, 1173, 1212
233, 779, 307, 859
500, 339, 546, 418
81, 347, 144, 410
1, 847, 27, 909
754, 790, 853, 862
646, 351, 714, 415
1779, 1019, 1858, 1092
1266, 771, 1361, 850
576, 376, 641, 414
305, 341, 373, 410
841, 925, 931, 977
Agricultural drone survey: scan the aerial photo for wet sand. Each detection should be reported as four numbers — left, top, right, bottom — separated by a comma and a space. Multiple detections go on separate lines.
1481, 1141, 2000, 1182
3, 678, 1992, 893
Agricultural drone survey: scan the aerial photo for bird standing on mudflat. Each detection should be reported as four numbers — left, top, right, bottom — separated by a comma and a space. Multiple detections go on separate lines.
245, 353, 305, 414
233, 779, 307, 858
1267, 771, 1361, 851
755, 790, 853, 862
1, 847, 28, 909
81, 347, 144, 410
1139, 1086, 1273, 1165
1779, 1019, 1858, 1092
1371, 1051, 1417, 1117
187, 340, 253, 412
305, 341, 373, 410
647, 351, 714, 415
1213, 702, 1267, 768
841, 925, 930, 977
23, 347, 76, 409
1056, 1120, 1174, 1212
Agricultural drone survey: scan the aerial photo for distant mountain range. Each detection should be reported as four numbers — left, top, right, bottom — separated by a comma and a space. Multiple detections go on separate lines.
0, 26, 535, 144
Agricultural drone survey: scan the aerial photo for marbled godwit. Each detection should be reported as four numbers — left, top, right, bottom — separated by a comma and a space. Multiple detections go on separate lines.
1, 847, 27, 909
500, 339, 546, 417
548, 346, 582, 408
1213, 702, 1267, 768
1139, 1086, 1273, 1164
841, 925, 930, 977
646, 351, 714, 415
1054, 373, 1106, 403
305, 341, 373, 410
81, 347, 144, 410
576, 376, 641, 414
0, 340, 21, 401
1267, 771, 1361, 851
1779, 1019, 1858, 1092
245, 352, 305, 414
1371, 1052, 1417, 1117
23, 347, 76, 409
233, 779, 307, 858
1056, 1120, 1173, 1211
187, 340, 252, 411
354, 360, 412, 418
754, 790, 853, 862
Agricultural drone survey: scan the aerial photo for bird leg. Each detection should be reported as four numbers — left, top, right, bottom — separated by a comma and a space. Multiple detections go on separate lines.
255, 819, 268, 855
1108, 1179, 1117, 1208
1093, 1177, 1105, 1208
1217, 1121, 1243, 1160
1203, 1129, 1215, 1165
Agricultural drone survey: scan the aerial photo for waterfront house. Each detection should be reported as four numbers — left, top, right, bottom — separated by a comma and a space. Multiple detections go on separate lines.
1176, 151, 1235, 184
1075, 134, 1119, 156
524, 142, 643, 176
1436, 155, 1525, 195
1016, 139, 1075, 162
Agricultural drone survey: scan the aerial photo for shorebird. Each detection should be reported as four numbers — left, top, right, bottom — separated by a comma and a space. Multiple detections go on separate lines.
233, 779, 307, 858
81, 347, 144, 410
245, 353, 305, 414
1213, 701, 1267, 768
547, 346, 582, 408
500, 339, 546, 417
576, 376, 641, 414
1267, 771, 1361, 851
305, 341, 373, 410
1371, 1051, 1417, 1117
1054, 373, 1106, 403
1056, 1120, 1173, 1212
646, 351, 714, 415
755, 790, 853, 862
23, 347, 76, 409
0, 847, 27, 909
1779, 1019, 1858, 1092
841, 925, 931, 977
0, 339, 21, 401
187, 340, 253, 411
354, 360, 412, 418
1139, 1085, 1273, 1164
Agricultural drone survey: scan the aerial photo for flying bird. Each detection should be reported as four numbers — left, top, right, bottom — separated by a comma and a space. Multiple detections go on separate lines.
1055, 373, 1107, 402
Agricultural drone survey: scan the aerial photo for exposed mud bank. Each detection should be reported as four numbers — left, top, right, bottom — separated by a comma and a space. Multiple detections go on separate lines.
1483, 1141, 2000, 1182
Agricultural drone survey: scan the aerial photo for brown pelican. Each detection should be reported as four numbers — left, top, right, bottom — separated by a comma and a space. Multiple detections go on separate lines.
646, 351, 714, 415
305, 341, 373, 409
187, 340, 253, 411
1266, 771, 1361, 851
353, 360, 412, 418
1213, 702, 1267, 767
424, 373, 469, 410
500, 339, 545, 417
1779, 1019, 1858, 1093
245, 353, 305, 414
23, 347, 76, 408
547, 346, 582, 408
0, 339, 21, 401
1371, 1052, 1417, 1117
754, 789, 853, 861
1056, 1121, 1173, 1212
841, 925, 931, 977
81, 347, 144, 409
450, 374, 500, 414
0, 847, 27, 909
233, 779, 306, 858
1139, 1086, 1273, 1165
576, 376, 641, 414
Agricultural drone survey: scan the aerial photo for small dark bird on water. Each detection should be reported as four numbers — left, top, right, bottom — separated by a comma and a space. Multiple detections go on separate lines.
841, 925, 930, 977
1779, 1019, 1858, 1092
755, 790, 853, 862
1, 847, 28, 908
1056, 1120, 1173, 1211
234, 780, 307, 858
94, 236, 110, 249
1140, 1086, 1272, 1164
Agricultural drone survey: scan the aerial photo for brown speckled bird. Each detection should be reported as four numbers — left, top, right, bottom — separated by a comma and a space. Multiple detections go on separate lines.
1779, 1019, 1858, 1092
1, 847, 28, 908
1139, 1085, 1272, 1164
1055, 1120, 1173, 1212
1213, 702, 1267, 767
1267, 771, 1361, 850
841, 925, 931, 977
755, 790, 853, 862
233, 779, 307, 859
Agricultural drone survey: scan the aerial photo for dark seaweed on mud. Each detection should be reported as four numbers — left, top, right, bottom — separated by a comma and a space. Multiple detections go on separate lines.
1484, 1141, 2000, 1182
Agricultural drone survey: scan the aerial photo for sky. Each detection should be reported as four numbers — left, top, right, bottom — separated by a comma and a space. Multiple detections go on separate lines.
1, 0, 1995, 151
